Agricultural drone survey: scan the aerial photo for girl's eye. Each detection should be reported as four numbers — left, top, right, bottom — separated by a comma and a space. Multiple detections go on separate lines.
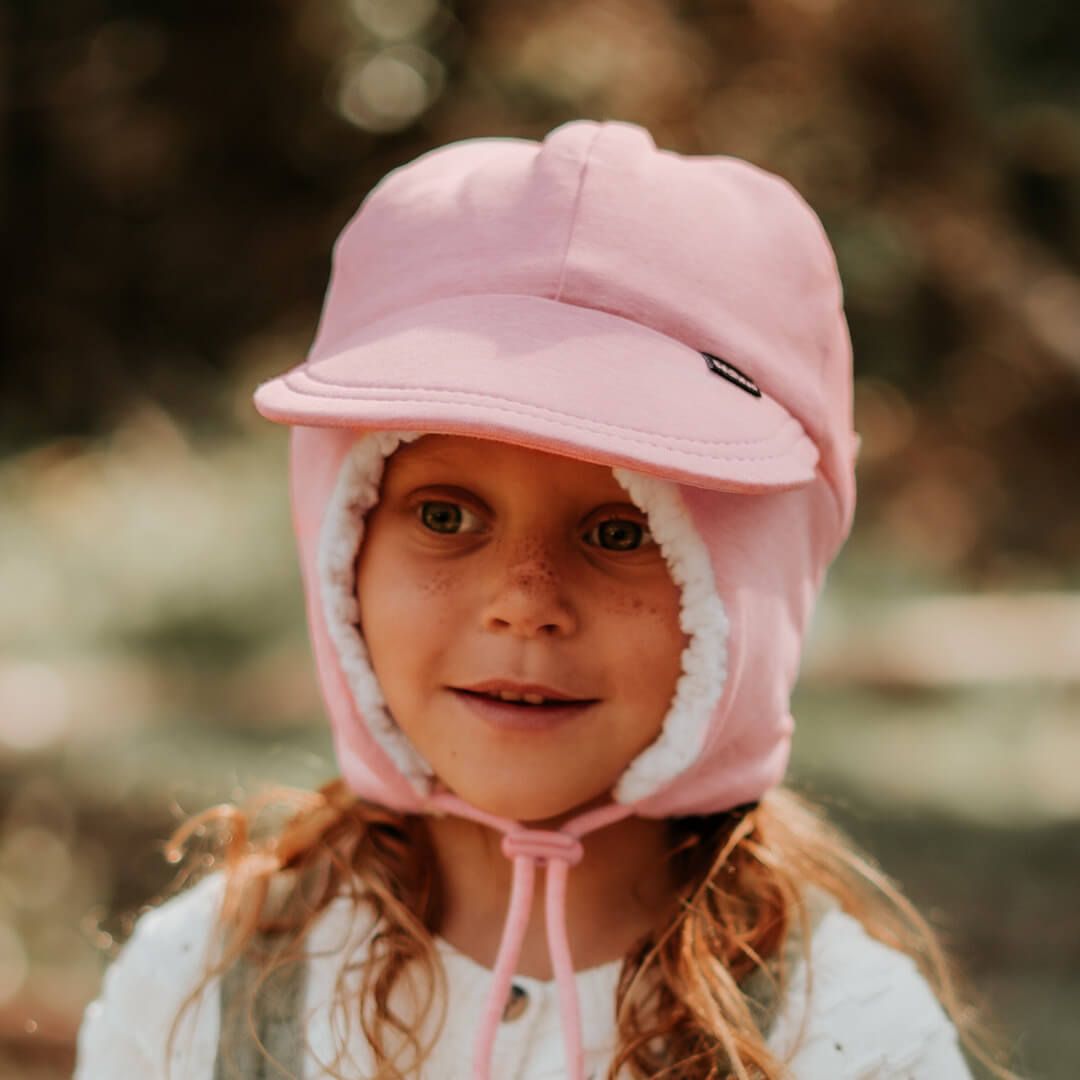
416, 501, 649, 548
417, 500, 481, 534
584, 518, 654, 552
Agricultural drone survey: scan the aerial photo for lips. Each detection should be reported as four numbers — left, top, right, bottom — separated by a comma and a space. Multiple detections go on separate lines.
453, 691, 596, 708
453, 679, 598, 707
449, 686, 599, 733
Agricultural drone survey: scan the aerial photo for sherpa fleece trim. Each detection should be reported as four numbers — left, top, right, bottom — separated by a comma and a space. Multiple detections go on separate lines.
317, 430, 433, 792
316, 432, 729, 805
609, 468, 729, 803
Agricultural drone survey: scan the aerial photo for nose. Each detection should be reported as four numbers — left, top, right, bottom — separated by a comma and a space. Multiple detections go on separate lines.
480, 541, 578, 639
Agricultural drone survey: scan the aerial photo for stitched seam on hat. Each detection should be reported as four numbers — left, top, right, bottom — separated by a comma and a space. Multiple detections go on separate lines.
552, 124, 605, 303
284, 376, 811, 458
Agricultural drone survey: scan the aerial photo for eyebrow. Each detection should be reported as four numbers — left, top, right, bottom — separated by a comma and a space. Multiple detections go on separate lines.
387, 447, 482, 472
383, 463, 484, 496
385, 451, 642, 511
399, 483, 647, 524
401, 481, 493, 509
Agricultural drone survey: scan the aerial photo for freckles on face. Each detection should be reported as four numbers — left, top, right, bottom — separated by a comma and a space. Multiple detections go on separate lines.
354, 435, 688, 822
593, 578, 650, 616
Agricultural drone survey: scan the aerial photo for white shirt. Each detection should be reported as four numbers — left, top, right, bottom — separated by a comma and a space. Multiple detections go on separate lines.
75, 871, 972, 1078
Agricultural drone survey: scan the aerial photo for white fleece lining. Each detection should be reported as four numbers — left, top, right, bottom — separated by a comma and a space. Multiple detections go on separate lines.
609, 468, 729, 803
317, 430, 433, 791
316, 431, 729, 805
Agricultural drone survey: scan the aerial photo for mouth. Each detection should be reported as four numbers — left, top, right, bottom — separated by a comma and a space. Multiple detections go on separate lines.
449, 691, 600, 708
448, 683, 600, 731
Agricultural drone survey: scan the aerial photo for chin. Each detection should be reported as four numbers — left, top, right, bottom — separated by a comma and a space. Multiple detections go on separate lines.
448, 774, 610, 825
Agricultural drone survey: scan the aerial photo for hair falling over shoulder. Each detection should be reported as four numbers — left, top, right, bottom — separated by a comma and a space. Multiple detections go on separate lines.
160, 779, 1019, 1080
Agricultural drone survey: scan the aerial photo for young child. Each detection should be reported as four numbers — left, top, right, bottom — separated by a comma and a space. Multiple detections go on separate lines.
74, 120, 1014, 1079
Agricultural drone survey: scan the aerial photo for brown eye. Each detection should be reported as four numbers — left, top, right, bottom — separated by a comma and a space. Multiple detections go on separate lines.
585, 518, 653, 551
418, 500, 481, 534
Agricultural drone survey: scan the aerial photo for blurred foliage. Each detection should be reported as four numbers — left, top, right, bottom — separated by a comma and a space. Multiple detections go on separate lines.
6, 0, 1080, 584
4, 1, 1080, 1077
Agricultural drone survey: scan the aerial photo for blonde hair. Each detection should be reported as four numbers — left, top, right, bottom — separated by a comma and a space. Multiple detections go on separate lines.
160, 778, 1019, 1079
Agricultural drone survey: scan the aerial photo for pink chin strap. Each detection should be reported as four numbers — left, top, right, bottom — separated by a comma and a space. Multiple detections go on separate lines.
425, 789, 638, 1080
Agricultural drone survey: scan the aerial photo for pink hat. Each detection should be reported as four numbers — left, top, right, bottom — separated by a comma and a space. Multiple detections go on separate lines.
255, 119, 857, 1079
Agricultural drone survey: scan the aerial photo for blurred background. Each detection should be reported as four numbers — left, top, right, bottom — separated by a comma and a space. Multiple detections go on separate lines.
3, 0, 1079, 1076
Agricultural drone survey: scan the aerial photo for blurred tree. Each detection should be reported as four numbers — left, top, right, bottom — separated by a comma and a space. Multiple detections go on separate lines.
5, 0, 1079, 580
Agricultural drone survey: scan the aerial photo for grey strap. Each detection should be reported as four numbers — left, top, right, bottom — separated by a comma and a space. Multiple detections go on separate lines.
213, 927, 308, 1080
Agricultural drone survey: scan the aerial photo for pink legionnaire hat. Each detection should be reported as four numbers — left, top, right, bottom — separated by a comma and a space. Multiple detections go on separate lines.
253, 118, 858, 1079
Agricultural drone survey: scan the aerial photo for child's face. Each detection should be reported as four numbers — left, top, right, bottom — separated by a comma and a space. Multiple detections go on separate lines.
355, 435, 688, 823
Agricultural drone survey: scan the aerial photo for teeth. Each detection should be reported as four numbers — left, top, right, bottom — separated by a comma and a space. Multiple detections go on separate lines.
486, 690, 552, 705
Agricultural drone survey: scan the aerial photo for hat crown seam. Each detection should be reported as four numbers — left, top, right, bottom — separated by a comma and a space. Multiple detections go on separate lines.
552, 124, 606, 304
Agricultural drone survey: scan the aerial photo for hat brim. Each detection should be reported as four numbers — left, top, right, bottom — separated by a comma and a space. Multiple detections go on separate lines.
253, 293, 819, 493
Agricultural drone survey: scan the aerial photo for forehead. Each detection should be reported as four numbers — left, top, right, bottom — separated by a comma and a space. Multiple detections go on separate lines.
383, 434, 629, 497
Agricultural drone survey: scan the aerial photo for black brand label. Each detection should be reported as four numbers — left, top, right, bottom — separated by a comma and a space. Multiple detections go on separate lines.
701, 352, 761, 397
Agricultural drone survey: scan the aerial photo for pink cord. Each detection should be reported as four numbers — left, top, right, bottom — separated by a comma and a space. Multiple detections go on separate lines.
472, 851, 536, 1078
426, 790, 635, 1079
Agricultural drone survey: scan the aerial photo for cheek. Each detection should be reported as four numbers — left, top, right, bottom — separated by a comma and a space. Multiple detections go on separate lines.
591, 577, 687, 685
593, 570, 683, 630
359, 568, 447, 630
355, 536, 461, 691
